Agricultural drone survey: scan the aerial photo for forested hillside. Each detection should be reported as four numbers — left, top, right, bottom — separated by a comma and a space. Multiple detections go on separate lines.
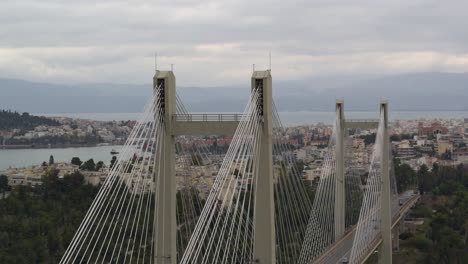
393, 164, 468, 263
0, 170, 98, 263
0, 110, 60, 130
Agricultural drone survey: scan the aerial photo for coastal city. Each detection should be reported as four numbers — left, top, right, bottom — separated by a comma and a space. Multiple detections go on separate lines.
0, 113, 134, 148
2, 115, 467, 193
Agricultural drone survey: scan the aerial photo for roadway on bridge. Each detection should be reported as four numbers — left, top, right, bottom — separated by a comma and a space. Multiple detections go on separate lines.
315, 190, 419, 264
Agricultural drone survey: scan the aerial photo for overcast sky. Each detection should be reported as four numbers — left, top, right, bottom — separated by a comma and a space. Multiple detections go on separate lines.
1, 0, 467, 86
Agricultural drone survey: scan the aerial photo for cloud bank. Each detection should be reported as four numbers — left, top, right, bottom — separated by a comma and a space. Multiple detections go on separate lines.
1, 0, 467, 86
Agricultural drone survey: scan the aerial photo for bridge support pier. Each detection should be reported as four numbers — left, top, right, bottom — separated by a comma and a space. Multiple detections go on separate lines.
154, 71, 177, 264
252, 70, 276, 263
334, 100, 346, 241
379, 101, 392, 264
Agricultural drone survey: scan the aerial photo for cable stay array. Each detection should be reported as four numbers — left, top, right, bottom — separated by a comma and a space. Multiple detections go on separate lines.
272, 102, 313, 263
60, 87, 214, 264
60, 86, 165, 264
344, 131, 365, 229
298, 111, 366, 264
298, 115, 339, 263
180, 88, 262, 263
174, 93, 215, 262
349, 111, 398, 264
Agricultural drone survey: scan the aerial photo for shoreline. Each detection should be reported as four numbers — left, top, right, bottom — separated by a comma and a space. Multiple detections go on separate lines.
0, 145, 121, 170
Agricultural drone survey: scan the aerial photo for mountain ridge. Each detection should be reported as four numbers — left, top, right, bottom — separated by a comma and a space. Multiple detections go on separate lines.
1, 72, 467, 113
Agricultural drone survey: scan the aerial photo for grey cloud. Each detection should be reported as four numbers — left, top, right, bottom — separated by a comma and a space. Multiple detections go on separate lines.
0, 0, 468, 85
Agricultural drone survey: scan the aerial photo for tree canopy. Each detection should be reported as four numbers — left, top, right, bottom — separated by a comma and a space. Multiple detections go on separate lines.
0, 110, 60, 130
71, 157, 82, 166
0, 170, 98, 263
80, 159, 96, 171
398, 163, 468, 262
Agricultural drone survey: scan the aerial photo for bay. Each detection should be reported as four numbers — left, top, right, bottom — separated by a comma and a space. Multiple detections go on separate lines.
0, 145, 120, 171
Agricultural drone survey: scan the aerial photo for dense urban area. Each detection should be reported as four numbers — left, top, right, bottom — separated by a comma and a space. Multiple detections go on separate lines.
0, 110, 133, 148
0, 112, 468, 263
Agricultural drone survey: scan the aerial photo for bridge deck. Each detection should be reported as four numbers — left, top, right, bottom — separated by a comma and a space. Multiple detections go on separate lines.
172, 114, 242, 135
344, 119, 379, 129
315, 191, 420, 264
174, 114, 244, 122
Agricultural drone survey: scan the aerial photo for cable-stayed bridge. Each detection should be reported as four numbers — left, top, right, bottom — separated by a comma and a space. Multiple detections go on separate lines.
60, 70, 419, 264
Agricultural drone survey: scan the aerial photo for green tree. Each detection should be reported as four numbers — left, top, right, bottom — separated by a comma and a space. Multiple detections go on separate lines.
0, 175, 8, 197
395, 160, 416, 192
0, 109, 60, 130
456, 163, 464, 182
110, 156, 117, 168
71, 157, 82, 166
95, 161, 104, 171
64, 171, 85, 189
80, 159, 96, 171
463, 219, 468, 245
42, 168, 60, 199
439, 180, 463, 195
463, 172, 468, 188
0, 170, 99, 263
407, 234, 432, 251
359, 133, 376, 145
418, 164, 431, 194
49, 155, 55, 165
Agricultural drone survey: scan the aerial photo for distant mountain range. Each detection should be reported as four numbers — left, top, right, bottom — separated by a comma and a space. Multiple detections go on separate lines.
1, 72, 467, 113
